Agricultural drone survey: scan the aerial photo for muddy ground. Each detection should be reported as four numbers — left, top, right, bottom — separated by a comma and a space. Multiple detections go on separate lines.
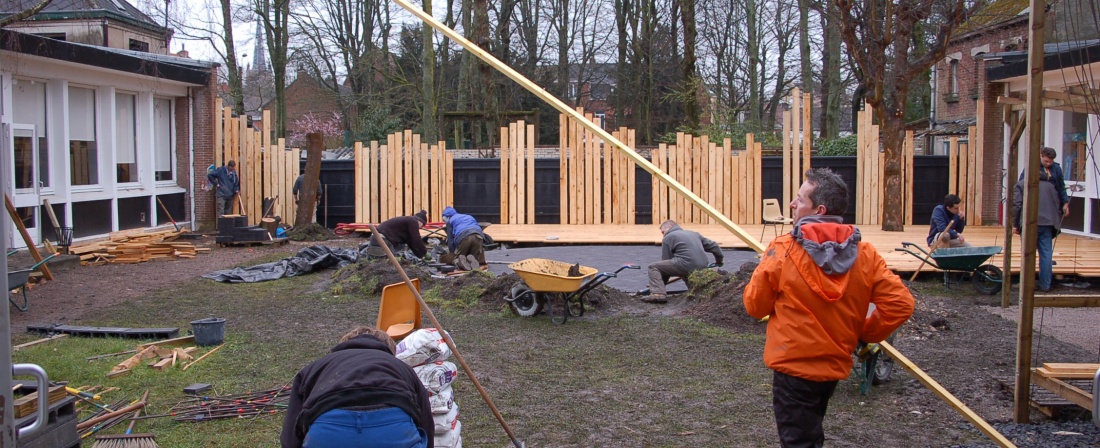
8, 233, 1100, 447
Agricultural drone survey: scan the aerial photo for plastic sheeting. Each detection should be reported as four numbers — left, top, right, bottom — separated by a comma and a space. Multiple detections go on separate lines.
202, 245, 361, 283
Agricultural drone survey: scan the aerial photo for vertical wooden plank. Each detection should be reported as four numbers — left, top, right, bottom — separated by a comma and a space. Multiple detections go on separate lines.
526, 123, 536, 224
559, 115, 568, 224
972, 118, 984, 225
252, 131, 262, 224
593, 118, 604, 224
444, 151, 454, 211
669, 137, 679, 222
803, 91, 812, 173
746, 135, 755, 223
790, 88, 801, 204
381, 134, 391, 220
904, 130, 915, 226
510, 122, 520, 224
855, 107, 866, 223
500, 125, 510, 223
410, 133, 421, 213
213, 99, 223, 167
782, 109, 792, 208
948, 136, 959, 199
654, 145, 665, 222
262, 110, 272, 207
754, 140, 762, 224
290, 147, 301, 222
627, 128, 637, 224
583, 116, 593, 224
369, 140, 378, 223
515, 121, 526, 225
353, 141, 363, 223
959, 138, 970, 215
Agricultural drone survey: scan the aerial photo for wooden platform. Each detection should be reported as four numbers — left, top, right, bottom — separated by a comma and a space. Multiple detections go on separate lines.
468, 224, 1100, 277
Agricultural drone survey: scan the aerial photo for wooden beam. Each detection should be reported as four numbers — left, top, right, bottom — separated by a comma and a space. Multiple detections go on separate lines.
1034, 295, 1100, 307
5, 194, 53, 281
881, 342, 1017, 447
1030, 373, 1093, 409
394, 0, 765, 253
1016, 0, 1047, 423
997, 95, 1025, 105
12, 334, 68, 351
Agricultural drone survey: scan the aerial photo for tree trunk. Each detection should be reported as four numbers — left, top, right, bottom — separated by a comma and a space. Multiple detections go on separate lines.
879, 114, 905, 231
746, 0, 759, 124
421, 0, 438, 141
679, 0, 699, 129
220, 0, 245, 115
295, 133, 323, 227
798, 0, 812, 96
820, 4, 841, 138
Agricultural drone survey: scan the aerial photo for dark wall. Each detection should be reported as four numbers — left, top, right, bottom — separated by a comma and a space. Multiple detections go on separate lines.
118, 196, 151, 231
73, 200, 112, 238
156, 193, 185, 228
317, 156, 951, 227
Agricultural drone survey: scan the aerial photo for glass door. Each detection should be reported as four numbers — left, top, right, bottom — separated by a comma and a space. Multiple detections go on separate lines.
10, 124, 40, 247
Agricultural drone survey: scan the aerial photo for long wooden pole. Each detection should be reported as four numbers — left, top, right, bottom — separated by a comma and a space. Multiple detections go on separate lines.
4, 194, 52, 281
909, 220, 955, 281
369, 224, 523, 448
880, 342, 1016, 447
1016, 0, 1046, 423
391, 0, 764, 253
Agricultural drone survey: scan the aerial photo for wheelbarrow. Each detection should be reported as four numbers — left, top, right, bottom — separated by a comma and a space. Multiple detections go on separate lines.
896, 243, 1004, 294
8, 253, 58, 312
505, 258, 640, 324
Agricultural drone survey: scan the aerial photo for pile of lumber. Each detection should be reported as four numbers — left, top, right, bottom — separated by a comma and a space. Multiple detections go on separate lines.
70, 229, 209, 265
109, 335, 196, 378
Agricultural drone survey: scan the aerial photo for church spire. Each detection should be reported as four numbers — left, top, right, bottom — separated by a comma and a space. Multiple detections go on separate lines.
251, 15, 268, 73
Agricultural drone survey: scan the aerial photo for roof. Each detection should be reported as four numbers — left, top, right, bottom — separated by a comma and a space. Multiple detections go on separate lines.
1, 0, 166, 34
986, 39, 1100, 81
954, 0, 1029, 36
915, 118, 977, 137
1, 29, 215, 85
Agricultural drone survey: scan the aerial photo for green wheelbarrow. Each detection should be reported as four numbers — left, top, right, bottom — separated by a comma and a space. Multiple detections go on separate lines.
896, 243, 1004, 294
8, 253, 58, 312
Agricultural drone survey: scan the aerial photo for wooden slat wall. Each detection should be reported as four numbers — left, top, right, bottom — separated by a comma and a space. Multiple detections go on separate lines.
500, 121, 538, 224
649, 133, 761, 224
558, 109, 641, 225
904, 130, 915, 225
353, 131, 453, 223
855, 106, 883, 225
210, 107, 297, 226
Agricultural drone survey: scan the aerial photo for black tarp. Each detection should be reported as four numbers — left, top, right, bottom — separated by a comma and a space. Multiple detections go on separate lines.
202, 245, 361, 283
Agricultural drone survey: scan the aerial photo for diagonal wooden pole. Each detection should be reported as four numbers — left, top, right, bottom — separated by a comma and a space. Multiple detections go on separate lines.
370, 224, 524, 448
5, 194, 52, 281
909, 219, 955, 282
391, 0, 764, 253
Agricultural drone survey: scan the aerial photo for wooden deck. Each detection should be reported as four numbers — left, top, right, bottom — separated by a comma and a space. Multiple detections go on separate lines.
475, 224, 1100, 277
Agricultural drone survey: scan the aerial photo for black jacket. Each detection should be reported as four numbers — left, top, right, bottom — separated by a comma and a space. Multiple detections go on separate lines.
280, 336, 434, 448
374, 216, 429, 258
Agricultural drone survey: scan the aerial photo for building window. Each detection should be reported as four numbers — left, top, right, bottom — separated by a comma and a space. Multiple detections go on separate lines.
116, 93, 137, 183
129, 39, 149, 52
12, 78, 49, 189
949, 60, 959, 94
154, 98, 174, 181
1062, 112, 1088, 182
568, 82, 577, 99
68, 86, 98, 186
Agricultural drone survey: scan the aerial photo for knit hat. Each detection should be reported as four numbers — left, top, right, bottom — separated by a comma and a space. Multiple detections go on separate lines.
414, 210, 428, 224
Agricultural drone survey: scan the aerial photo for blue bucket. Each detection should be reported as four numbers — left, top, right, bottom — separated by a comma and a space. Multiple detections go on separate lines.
190, 317, 226, 346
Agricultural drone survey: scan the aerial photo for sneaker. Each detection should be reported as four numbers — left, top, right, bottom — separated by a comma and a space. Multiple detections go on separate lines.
465, 255, 479, 270
639, 293, 667, 304
454, 255, 470, 271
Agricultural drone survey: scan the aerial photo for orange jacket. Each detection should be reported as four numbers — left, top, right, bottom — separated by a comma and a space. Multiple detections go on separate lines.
744, 221, 914, 382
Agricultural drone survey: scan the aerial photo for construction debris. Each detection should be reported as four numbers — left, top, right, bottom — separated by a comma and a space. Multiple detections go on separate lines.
68, 229, 210, 265
138, 386, 289, 423
107, 336, 200, 378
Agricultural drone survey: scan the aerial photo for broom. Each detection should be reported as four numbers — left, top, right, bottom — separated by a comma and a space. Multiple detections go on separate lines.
92, 391, 158, 448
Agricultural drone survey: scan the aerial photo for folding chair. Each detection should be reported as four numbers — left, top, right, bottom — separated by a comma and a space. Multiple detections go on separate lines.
377, 278, 422, 341
761, 198, 794, 240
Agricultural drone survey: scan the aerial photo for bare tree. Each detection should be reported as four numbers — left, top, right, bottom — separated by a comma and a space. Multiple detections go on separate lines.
680, 0, 700, 128
254, 0, 291, 138
833, 0, 975, 230
0, 0, 54, 27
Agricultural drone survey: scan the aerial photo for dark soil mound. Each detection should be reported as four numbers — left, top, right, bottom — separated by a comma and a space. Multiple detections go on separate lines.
288, 223, 335, 241
684, 262, 766, 334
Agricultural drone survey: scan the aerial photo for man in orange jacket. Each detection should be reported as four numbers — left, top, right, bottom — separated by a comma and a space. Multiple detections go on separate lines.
744, 168, 914, 448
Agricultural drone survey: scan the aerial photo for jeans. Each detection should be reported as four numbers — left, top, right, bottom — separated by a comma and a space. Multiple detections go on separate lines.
1037, 226, 1054, 290
304, 407, 428, 448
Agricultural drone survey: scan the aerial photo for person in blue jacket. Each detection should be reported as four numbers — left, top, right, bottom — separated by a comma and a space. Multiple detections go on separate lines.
207, 160, 240, 217
1013, 146, 1071, 291
926, 194, 970, 248
442, 206, 484, 271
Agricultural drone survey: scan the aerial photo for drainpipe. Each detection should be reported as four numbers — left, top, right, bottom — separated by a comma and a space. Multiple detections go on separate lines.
188, 87, 196, 230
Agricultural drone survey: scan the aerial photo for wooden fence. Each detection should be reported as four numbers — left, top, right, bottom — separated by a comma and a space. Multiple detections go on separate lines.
552, 110, 640, 225
499, 120, 537, 224
353, 130, 454, 224
213, 103, 299, 226
651, 134, 763, 225
781, 87, 813, 208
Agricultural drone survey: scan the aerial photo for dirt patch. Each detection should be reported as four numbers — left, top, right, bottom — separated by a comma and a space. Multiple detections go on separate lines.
683, 262, 767, 335
287, 223, 336, 242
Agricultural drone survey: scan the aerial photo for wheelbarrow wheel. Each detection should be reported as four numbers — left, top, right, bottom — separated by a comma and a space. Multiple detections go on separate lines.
547, 293, 569, 324
567, 295, 585, 318
972, 264, 1003, 295
508, 282, 544, 317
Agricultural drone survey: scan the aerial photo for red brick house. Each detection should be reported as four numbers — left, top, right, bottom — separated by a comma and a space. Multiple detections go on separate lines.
929, 0, 1029, 224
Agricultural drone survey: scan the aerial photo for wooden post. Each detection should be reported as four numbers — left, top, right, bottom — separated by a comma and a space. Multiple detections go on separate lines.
4, 194, 52, 281
1016, 0, 1046, 423
296, 133, 324, 227
1002, 109, 1026, 309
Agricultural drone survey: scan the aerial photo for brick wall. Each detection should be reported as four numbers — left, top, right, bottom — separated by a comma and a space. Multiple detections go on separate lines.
935, 18, 1027, 225
187, 69, 220, 230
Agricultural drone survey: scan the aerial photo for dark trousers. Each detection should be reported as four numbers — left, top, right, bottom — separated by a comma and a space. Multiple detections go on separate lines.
772, 370, 838, 448
455, 234, 485, 264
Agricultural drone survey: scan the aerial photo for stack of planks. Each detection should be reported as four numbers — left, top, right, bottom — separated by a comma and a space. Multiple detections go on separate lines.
70, 229, 209, 265
108, 335, 198, 378
1030, 362, 1098, 415
13, 385, 67, 418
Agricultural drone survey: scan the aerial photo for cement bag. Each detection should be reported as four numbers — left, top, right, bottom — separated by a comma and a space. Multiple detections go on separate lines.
395, 328, 452, 367
415, 361, 458, 393
434, 420, 462, 448
432, 403, 459, 434
429, 385, 455, 414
